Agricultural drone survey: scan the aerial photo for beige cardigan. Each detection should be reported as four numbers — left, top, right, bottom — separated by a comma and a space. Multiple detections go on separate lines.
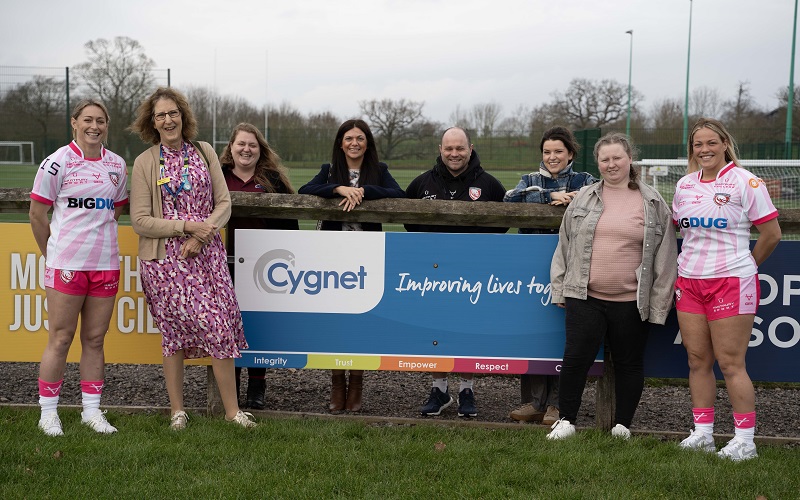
130, 141, 231, 261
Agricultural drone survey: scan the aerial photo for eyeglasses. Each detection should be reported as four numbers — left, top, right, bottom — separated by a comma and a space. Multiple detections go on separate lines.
153, 109, 181, 122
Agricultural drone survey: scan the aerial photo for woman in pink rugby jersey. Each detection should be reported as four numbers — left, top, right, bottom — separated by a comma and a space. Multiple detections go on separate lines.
673, 118, 781, 461
29, 99, 128, 436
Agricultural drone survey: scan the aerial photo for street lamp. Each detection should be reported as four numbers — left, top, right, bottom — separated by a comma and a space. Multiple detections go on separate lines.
626, 30, 633, 136
682, 0, 694, 150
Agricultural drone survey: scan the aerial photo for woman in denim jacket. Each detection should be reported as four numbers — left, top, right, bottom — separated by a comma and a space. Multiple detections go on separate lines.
504, 126, 596, 426
547, 133, 677, 441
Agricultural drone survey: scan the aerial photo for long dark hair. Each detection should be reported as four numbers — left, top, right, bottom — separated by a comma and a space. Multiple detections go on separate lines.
220, 123, 294, 193
329, 119, 381, 186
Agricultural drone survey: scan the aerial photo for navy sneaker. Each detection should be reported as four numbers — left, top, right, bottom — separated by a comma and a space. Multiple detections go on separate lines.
457, 388, 478, 418
420, 387, 453, 416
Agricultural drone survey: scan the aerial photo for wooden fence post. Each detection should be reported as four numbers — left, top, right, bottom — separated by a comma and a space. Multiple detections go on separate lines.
595, 349, 615, 431
207, 366, 224, 416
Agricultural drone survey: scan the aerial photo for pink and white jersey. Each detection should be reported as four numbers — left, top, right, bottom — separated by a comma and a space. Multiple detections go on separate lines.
30, 141, 128, 271
673, 162, 778, 279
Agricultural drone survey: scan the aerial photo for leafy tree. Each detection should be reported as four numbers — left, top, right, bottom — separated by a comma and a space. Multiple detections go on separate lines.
74, 37, 156, 156
359, 98, 425, 159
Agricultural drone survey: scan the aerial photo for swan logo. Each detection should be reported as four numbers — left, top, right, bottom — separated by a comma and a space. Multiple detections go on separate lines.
253, 249, 296, 294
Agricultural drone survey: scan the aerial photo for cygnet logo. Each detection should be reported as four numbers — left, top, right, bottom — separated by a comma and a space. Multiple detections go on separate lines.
252, 249, 296, 293
252, 249, 367, 295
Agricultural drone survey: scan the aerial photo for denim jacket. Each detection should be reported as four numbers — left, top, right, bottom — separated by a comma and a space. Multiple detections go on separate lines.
550, 179, 678, 325
503, 162, 597, 205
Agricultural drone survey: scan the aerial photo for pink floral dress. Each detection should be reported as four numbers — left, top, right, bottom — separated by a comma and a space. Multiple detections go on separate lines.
140, 142, 247, 359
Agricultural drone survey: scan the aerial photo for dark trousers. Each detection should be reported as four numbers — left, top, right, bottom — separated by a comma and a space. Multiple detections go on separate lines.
558, 296, 649, 427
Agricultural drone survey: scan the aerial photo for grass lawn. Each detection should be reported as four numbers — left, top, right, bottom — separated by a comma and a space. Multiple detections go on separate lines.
1, 406, 797, 499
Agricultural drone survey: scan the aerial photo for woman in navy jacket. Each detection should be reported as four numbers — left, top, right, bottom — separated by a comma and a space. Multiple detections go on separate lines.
299, 118, 405, 411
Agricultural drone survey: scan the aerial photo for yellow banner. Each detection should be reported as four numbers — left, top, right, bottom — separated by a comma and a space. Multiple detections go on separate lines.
1, 224, 207, 365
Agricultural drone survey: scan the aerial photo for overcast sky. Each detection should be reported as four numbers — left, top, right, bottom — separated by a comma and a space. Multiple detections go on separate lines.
1, 0, 796, 124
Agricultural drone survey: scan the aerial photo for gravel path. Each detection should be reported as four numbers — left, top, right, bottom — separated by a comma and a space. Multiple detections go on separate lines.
2, 362, 798, 438
6, 363, 800, 438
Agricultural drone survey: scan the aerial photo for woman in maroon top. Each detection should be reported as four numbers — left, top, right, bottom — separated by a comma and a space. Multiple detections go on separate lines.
220, 123, 298, 410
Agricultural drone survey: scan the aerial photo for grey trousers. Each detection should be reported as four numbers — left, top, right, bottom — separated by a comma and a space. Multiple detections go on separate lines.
520, 374, 559, 411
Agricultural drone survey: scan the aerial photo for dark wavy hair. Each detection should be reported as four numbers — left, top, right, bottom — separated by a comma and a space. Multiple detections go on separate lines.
540, 126, 580, 157
593, 132, 641, 190
329, 119, 381, 186
219, 123, 294, 194
128, 87, 198, 145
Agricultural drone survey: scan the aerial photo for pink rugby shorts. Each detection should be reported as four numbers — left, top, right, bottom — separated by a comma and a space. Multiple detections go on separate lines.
675, 275, 759, 321
44, 267, 120, 298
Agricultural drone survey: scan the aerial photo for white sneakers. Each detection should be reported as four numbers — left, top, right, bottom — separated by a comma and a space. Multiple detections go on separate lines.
82, 410, 118, 434
226, 410, 257, 428
546, 420, 632, 440
169, 411, 189, 431
680, 429, 758, 461
38, 414, 64, 436
679, 429, 716, 452
717, 436, 758, 461
546, 419, 576, 440
611, 423, 631, 440
40, 411, 117, 435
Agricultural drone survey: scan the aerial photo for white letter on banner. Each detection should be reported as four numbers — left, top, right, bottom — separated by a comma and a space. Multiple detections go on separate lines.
750, 317, 764, 347
783, 275, 800, 306
759, 274, 778, 306
11, 253, 37, 290
768, 317, 800, 348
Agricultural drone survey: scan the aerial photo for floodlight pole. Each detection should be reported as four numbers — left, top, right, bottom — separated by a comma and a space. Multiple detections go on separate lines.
683, 0, 694, 150
786, 0, 798, 159
626, 30, 634, 136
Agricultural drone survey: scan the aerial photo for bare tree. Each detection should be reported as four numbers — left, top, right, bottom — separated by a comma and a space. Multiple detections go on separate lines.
650, 97, 684, 129
497, 104, 532, 137
74, 37, 156, 155
6, 76, 72, 157
448, 104, 472, 130
690, 86, 723, 119
549, 78, 642, 129
470, 102, 503, 137
359, 98, 425, 159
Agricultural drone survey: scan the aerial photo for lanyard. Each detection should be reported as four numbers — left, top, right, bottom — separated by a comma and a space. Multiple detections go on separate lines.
159, 143, 191, 200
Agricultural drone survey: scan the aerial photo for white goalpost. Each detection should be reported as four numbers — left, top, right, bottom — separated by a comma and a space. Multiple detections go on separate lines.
0, 141, 35, 165
638, 159, 800, 205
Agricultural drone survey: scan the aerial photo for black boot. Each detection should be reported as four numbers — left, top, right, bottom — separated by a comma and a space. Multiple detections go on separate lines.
246, 377, 266, 410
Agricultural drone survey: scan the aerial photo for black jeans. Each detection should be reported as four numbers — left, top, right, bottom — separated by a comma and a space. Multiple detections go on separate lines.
558, 296, 649, 427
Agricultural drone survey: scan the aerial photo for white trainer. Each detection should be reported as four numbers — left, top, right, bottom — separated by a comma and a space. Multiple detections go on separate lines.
679, 428, 716, 452
611, 423, 631, 440
169, 411, 189, 431
717, 436, 758, 461
82, 410, 118, 434
38, 414, 64, 436
546, 418, 576, 440
226, 410, 257, 429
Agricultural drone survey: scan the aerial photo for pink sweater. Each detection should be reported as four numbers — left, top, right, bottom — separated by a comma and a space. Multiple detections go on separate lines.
588, 184, 644, 301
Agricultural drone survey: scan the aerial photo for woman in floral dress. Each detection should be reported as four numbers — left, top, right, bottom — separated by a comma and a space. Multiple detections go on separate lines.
129, 87, 255, 430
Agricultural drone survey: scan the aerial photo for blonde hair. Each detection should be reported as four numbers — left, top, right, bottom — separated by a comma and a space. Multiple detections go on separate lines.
687, 118, 740, 173
71, 99, 110, 142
